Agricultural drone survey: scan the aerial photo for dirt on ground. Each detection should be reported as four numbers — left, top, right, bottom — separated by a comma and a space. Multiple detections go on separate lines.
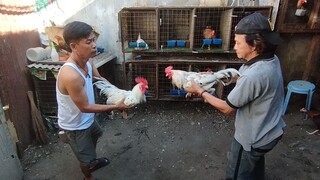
21, 100, 320, 180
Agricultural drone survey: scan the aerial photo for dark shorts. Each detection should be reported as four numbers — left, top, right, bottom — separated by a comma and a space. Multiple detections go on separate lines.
64, 120, 103, 164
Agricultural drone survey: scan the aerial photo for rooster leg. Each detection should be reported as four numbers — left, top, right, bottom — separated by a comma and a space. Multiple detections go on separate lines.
220, 78, 233, 86
185, 92, 193, 98
207, 88, 216, 95
208, 45, 210, 50
108, 111, 115, 120
201, 43, 204, 49
217, 79, 225, 86
122, 110, 128, 119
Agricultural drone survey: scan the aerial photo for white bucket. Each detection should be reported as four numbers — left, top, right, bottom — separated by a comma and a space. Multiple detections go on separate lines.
26, 47, 48, 62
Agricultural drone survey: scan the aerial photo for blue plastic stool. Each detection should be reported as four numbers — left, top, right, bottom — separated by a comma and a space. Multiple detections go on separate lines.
282, 80, 315, 118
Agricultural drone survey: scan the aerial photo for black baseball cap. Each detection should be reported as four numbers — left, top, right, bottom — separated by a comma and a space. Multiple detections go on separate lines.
235, 12, 283, 45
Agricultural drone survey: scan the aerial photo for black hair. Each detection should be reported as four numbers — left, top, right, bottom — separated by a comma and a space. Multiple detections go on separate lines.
245, 33, 277, 54
63, 21, 93, 46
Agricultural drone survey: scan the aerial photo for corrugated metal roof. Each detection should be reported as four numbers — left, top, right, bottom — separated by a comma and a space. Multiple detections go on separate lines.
27, 63, 61, 71
27, 52, 116, 71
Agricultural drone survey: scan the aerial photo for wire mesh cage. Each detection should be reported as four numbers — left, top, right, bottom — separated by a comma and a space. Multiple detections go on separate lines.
30, 70, 58, 130
119, 6, 272, 101
124, 61, 243, 100
124, 62, 157, 98
120, 9, 157, 51
119, 6, 272, 53
32, 71, 57, 116
229, 7, 273, 50
159, 8, 192, 50
194, 7, 233, 52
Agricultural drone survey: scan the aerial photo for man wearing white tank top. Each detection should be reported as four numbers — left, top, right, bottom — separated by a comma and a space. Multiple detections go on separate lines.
56, 21, 129, 180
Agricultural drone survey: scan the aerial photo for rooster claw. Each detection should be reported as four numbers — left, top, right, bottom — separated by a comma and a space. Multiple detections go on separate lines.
300, 108, 307, 113
185, 92, 194, 99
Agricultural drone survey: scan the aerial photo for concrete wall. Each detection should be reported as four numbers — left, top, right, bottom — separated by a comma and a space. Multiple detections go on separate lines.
39, 0, 320, 89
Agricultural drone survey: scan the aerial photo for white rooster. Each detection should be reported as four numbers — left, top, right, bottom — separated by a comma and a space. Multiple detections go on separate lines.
164, 66, 196, 90
94, 77, 148, 119
165, 66, 241, 98
136, 33, 149, 50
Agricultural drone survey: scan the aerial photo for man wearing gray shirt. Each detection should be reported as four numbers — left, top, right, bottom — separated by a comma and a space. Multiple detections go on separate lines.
186, 12, 286, 179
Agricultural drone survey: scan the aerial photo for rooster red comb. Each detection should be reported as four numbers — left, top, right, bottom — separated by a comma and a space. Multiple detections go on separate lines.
165, 66, 173, 74
135, 77, 148, 86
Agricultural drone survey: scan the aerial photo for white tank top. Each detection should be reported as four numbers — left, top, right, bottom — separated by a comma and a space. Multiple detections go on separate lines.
56, 62, 95, 130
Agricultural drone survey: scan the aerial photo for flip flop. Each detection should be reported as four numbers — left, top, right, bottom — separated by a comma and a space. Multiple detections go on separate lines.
89, 157, 110, 172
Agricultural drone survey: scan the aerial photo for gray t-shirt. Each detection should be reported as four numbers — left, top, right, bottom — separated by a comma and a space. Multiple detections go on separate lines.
227, 54, 286, 151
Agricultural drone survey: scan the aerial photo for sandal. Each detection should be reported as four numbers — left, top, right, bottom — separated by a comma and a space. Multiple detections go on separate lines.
89, 157, 110, 172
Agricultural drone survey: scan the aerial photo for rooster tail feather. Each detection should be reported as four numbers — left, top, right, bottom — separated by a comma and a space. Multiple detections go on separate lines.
93, 80, 113, 96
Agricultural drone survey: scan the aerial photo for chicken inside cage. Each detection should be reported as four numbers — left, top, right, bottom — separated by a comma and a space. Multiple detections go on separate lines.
201, 25, 216, 50
119, 7, 271, 101
120, 9, 157, 51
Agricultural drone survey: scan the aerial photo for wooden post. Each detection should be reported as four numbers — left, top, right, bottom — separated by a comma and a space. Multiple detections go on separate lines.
302, 35, 320, 80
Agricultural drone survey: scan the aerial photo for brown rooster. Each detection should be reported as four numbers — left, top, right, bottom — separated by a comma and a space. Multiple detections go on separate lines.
201, 26, 215, 50
203, 26, 215, 39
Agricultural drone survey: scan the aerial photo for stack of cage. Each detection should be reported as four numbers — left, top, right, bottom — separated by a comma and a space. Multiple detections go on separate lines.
119, 6, 272, 100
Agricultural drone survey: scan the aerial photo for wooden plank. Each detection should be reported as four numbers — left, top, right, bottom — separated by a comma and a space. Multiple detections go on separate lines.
308, 1, 320, 29
220, 8, 233, 51
125, 59, 244, 64
189, 8, 196, 49
302, 35, 320, 80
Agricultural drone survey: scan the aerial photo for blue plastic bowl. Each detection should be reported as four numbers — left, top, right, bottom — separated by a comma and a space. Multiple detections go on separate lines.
170, 89, 187, 96
129, 42, 147, 48
213, 38, 222, 45
203, 39, 212, 45
137, 42, 147, 48
167, 40, 176, 47
177, 40, 186, 47
129, 42, 137, 48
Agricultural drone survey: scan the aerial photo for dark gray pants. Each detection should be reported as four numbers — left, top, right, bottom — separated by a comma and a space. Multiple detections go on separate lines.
226, 135, 282, 180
